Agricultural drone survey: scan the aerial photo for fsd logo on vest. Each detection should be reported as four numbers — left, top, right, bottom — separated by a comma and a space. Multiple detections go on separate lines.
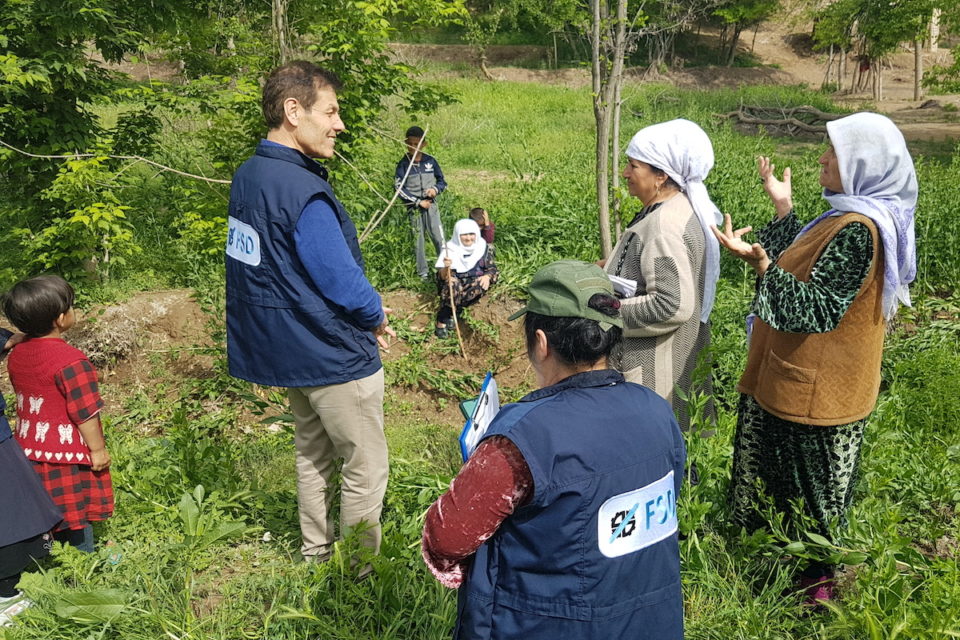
597, 470, 677, 558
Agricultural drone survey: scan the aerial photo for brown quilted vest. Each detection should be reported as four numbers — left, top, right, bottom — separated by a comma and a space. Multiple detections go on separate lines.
737, 213, 885, 426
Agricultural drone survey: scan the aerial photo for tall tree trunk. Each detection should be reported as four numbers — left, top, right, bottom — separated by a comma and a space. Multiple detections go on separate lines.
839, 47, 846, 93
272, 0, 291, 63
612, 78, 623, 241
590, 0, 629, 257
930, 8, 941, 52
726, 23, 743, 66
914, 39, 923, 102
822, 44, 835, 89
590, 0, 612, 257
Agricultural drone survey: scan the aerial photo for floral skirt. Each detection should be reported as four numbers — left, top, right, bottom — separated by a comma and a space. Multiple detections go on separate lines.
729, 394, 866, 539
436, 275, 489, 321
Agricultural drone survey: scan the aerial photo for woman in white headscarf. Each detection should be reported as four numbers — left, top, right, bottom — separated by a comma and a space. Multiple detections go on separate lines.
713, 112, 917, 604
434, 218, 498, 338
604, 119, 722, 431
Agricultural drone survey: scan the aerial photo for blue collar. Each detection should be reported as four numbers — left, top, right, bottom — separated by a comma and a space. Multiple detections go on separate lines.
255, 139, 329, 181
519, 369, 625, 403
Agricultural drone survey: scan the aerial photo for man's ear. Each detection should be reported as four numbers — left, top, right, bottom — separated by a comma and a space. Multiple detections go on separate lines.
53, 312, 67, 331
283, 97, 302, 126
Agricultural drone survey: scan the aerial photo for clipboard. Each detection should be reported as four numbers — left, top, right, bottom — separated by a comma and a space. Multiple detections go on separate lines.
458, 372, 500, 462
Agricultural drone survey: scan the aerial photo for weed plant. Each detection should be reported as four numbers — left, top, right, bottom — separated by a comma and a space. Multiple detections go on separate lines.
3, 80, 959, 639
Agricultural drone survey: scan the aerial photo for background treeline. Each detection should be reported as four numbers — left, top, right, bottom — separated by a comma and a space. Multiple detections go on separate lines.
5, 0, 960, 290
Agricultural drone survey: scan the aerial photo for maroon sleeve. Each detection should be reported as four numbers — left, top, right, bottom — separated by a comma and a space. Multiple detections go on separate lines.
54, 359, 104, 424
422, 435, 533, 588
482, 221, 495, 244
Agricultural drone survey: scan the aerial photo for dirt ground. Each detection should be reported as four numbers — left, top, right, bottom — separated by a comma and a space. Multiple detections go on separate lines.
0, 288, 531, 431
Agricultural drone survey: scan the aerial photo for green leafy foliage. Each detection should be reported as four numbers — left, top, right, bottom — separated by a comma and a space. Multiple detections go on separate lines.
12, 150, 139, 280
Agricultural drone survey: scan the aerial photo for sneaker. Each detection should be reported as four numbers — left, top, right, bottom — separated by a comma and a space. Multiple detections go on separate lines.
434, 326, 448, 339
0, 593, 33, 627
798, 575, 835, 606
445, 318, 455, 331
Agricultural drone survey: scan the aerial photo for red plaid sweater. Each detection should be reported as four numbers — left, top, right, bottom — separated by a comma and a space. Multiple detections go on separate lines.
8, 338, 104, 464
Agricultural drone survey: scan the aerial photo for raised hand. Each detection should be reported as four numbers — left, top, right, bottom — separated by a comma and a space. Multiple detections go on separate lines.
757, 156, 793, 219
711, 214, 771, 276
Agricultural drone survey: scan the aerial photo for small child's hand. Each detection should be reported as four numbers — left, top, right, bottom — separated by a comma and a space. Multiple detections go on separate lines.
443, 257, 452, 268
90, 447, 111, 471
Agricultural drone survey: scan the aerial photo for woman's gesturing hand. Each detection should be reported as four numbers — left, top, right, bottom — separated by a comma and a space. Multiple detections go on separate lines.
758, 156, 793, 219
711, 214, 771, 276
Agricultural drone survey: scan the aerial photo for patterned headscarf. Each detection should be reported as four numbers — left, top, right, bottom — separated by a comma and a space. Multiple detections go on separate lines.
626, 119, 722, 323
799, 112, 918, 319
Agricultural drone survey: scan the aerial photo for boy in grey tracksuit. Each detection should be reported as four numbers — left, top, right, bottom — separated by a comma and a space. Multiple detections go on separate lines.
395, 125, 446, 278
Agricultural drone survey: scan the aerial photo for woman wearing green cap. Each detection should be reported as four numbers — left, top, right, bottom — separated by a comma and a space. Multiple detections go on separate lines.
422, 260, 686, 640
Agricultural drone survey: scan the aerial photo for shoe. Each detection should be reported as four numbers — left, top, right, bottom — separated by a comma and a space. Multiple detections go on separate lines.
445, 318, 455, 331
0, 593, 33, 627
798, 575, 835, 606
302, 551, 332, 565
434, 326, 448, 339
356, 562, 375, 582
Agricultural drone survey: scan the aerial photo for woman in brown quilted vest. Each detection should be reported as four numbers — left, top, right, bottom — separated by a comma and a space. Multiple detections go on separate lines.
712, 113, 917, 604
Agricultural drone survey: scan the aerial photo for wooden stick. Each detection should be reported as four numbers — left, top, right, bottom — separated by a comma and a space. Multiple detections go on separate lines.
444, 245, 468, 360
334, 150, 391, 205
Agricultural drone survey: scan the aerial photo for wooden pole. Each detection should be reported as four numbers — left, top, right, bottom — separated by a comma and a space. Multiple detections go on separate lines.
444, 245, 468, 360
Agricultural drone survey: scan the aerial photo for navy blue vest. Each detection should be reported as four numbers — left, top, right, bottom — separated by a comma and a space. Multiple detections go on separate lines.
226, 141, 380, 387
457, 370, 686, 640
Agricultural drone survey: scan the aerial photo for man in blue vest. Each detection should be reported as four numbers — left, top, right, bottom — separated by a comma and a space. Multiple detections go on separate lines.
225, 61, 394, 567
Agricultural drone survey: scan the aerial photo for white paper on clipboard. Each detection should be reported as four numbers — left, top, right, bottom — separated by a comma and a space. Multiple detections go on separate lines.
608, 274, 638, 298
459, 372, 500, 462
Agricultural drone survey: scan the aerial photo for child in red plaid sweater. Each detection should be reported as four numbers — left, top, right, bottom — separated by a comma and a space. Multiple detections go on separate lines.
3, 276, 113, 553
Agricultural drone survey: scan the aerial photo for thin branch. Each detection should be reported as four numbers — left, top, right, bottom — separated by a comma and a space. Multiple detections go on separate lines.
0, 139, 232, 184
366, 124, 410, 146
334, 150, 390, 205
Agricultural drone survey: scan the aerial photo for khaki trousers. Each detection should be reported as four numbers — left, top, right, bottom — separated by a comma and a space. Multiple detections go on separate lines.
287, 368, 388, 559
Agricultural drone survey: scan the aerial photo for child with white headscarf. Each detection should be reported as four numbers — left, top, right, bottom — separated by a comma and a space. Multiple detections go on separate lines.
434, 218, 498, 338
714, 112, 917, 605
604, 118, 721, 431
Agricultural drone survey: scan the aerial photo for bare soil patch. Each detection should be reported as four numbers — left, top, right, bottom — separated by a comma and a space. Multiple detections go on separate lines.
379, 288, 534, 426
3, 287, 531, 431
390, 43, 549, 67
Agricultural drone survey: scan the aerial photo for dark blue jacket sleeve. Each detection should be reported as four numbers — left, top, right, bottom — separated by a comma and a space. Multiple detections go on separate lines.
295, 197, 384, 331
434, 156, 447, 194
0, 328, 12, 360
0, 329, 12, 440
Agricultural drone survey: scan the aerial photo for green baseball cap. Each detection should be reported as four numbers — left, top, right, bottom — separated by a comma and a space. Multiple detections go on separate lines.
508, 260, 623, 330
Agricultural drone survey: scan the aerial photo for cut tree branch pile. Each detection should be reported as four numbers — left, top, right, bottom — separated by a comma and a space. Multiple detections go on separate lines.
716, 105, 844, 136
